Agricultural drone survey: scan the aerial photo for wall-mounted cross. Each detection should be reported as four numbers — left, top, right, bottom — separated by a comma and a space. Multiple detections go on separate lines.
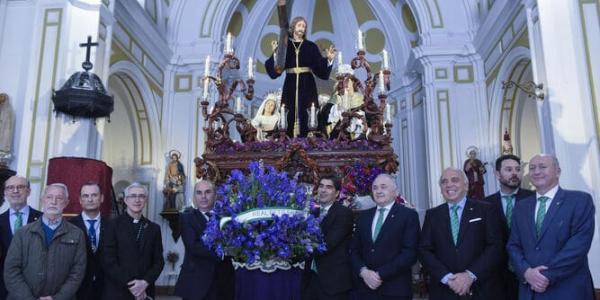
80, 35, 99, 71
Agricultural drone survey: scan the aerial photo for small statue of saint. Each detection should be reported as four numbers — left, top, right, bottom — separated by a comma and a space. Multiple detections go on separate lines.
463, 146, 487, 200
163, 150, 186, 211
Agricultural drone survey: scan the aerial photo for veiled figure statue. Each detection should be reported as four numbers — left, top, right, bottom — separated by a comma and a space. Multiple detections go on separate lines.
251, 93, 281, 141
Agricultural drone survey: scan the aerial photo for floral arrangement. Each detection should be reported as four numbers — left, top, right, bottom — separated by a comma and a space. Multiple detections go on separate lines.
202, 161, 326, 270
341, 160, 384, 197
214, 137, 382, 154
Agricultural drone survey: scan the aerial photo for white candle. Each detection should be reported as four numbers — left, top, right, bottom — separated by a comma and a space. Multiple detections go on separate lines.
379, 71, 385, 93
225, 32, 232, 54
386, 103, 392, 124
203, 78, 209, 100
337, 51, 343, 65
357, 30, 364, 51
310, 103, 317, 128
279, 104, 287, 129
248, 57, 254, 79
236, 96, 242, 113
382, 49, 389, 70
204, 55, 210, 76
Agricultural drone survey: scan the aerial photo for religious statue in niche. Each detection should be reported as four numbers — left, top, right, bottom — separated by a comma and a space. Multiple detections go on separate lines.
0, 93, 14, 167
251, 92, 281, 141
502, 128, 514, 154
463, 146, 487, 200
265, 0, 337, 138
163, 150, 186, 211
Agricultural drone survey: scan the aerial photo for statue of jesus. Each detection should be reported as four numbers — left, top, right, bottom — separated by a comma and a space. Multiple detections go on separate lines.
265, 0, 337, 138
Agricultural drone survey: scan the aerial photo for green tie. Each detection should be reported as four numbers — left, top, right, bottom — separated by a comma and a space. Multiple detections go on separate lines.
14, 211, 23, 233
536, 196, 549, 238
450, 205, 460, 245
372, 207, 386, 241
503, 195, 515, 228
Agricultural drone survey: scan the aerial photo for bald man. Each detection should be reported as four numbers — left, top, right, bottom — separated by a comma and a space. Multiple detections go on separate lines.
507, 154, 594, 299
419, 168, 504, 300
0, 176, 42, 298
351, 174, 420, 300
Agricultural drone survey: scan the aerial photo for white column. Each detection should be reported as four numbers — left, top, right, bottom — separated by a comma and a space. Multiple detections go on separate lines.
524, 0, 600, 286
414, 48, 489, 208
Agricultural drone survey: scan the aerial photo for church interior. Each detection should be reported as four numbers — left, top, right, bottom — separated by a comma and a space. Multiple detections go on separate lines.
0, 0, 599, 295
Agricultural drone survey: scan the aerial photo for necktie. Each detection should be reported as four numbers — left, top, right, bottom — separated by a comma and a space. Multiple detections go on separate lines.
450, 205, 460, 245
503, 195, 515, 228
372, 207, 386, 241
87, 220, 97, 251
536, 196, 549, 238
13, 211, 23, 233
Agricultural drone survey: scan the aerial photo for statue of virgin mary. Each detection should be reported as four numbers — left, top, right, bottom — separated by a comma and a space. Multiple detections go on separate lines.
251, 92, 281, 141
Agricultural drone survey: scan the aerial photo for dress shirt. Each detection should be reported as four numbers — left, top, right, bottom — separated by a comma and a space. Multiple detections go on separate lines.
371, 201, 395, 238
82, 212, 101, 242
9, 205, 31, 233
447, 197, 467, 224
534, 184, 559, 223
320, 203, 333, 217
500, 188, 519, 215
42, 216, 62, 230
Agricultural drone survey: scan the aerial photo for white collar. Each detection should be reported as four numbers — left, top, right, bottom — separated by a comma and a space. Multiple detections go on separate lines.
536, 184, 559, 200
10, 205, 30, 215
82, 211, 101, 222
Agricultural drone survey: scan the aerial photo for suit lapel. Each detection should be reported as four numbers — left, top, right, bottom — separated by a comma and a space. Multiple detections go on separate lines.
439, 203, 454, 246
457, 200, 475, 246
320, 203, 336, 232
365, 208, 376, 244
523, 198, 537, 242
491, 193, 503, 216
537, 188, 564, 242
26, 207, 40, 223
139, 217, 150, 252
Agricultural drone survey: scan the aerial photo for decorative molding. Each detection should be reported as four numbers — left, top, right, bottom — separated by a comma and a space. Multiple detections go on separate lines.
434, 67, 448, 79
174, 74, 192, 92
454, 65, 474, 83
436, 89, 453, 168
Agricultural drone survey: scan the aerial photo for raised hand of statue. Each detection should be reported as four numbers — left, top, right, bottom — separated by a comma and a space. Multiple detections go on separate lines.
326, 45, 337, 61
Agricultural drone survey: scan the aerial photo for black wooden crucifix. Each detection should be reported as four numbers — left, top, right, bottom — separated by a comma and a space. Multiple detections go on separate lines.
80, 35, 98, 71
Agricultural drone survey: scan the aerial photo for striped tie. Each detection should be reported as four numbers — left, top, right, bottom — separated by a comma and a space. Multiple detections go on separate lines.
372, 208, 386, 241
503, 195, 515, 228
450, 205, 460, 245
13, 211, 23, 234
536, 196, 549, 238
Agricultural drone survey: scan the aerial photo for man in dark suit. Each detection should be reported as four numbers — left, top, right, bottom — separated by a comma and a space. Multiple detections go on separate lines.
507, 154, 595, 299
419, 167, 504, 300
302, 174, 353, 300
175, 180, 234, 300
483, 154, 534, 300
69, 181, 106, 300
351, 174, 420, 300
0, 175, 42, 298
102, 182, 164, 300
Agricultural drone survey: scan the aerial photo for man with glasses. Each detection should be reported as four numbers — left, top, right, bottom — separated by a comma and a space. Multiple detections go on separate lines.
0, 175, 42, 298
175, 179, 234, 300
4, 183, 87, 299
69, 181, 106, 300
102, 182, 164, 300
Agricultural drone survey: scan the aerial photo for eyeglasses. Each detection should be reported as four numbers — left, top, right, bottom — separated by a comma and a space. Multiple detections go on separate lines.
5, 185, 28, 192
126, 194, 147, 200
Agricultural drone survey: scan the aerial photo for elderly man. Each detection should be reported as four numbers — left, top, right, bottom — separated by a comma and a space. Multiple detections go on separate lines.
69, 181, 106, 300
419, 168, 504, 300
0, 175, 43, 298
351, 174, 420, 300
507, 154, 595, 299
102, 182, 164, 300
484, 154, 534, 299
302, 174, 353, 300
4, 183, 87, 300
175, 179, 234, 300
